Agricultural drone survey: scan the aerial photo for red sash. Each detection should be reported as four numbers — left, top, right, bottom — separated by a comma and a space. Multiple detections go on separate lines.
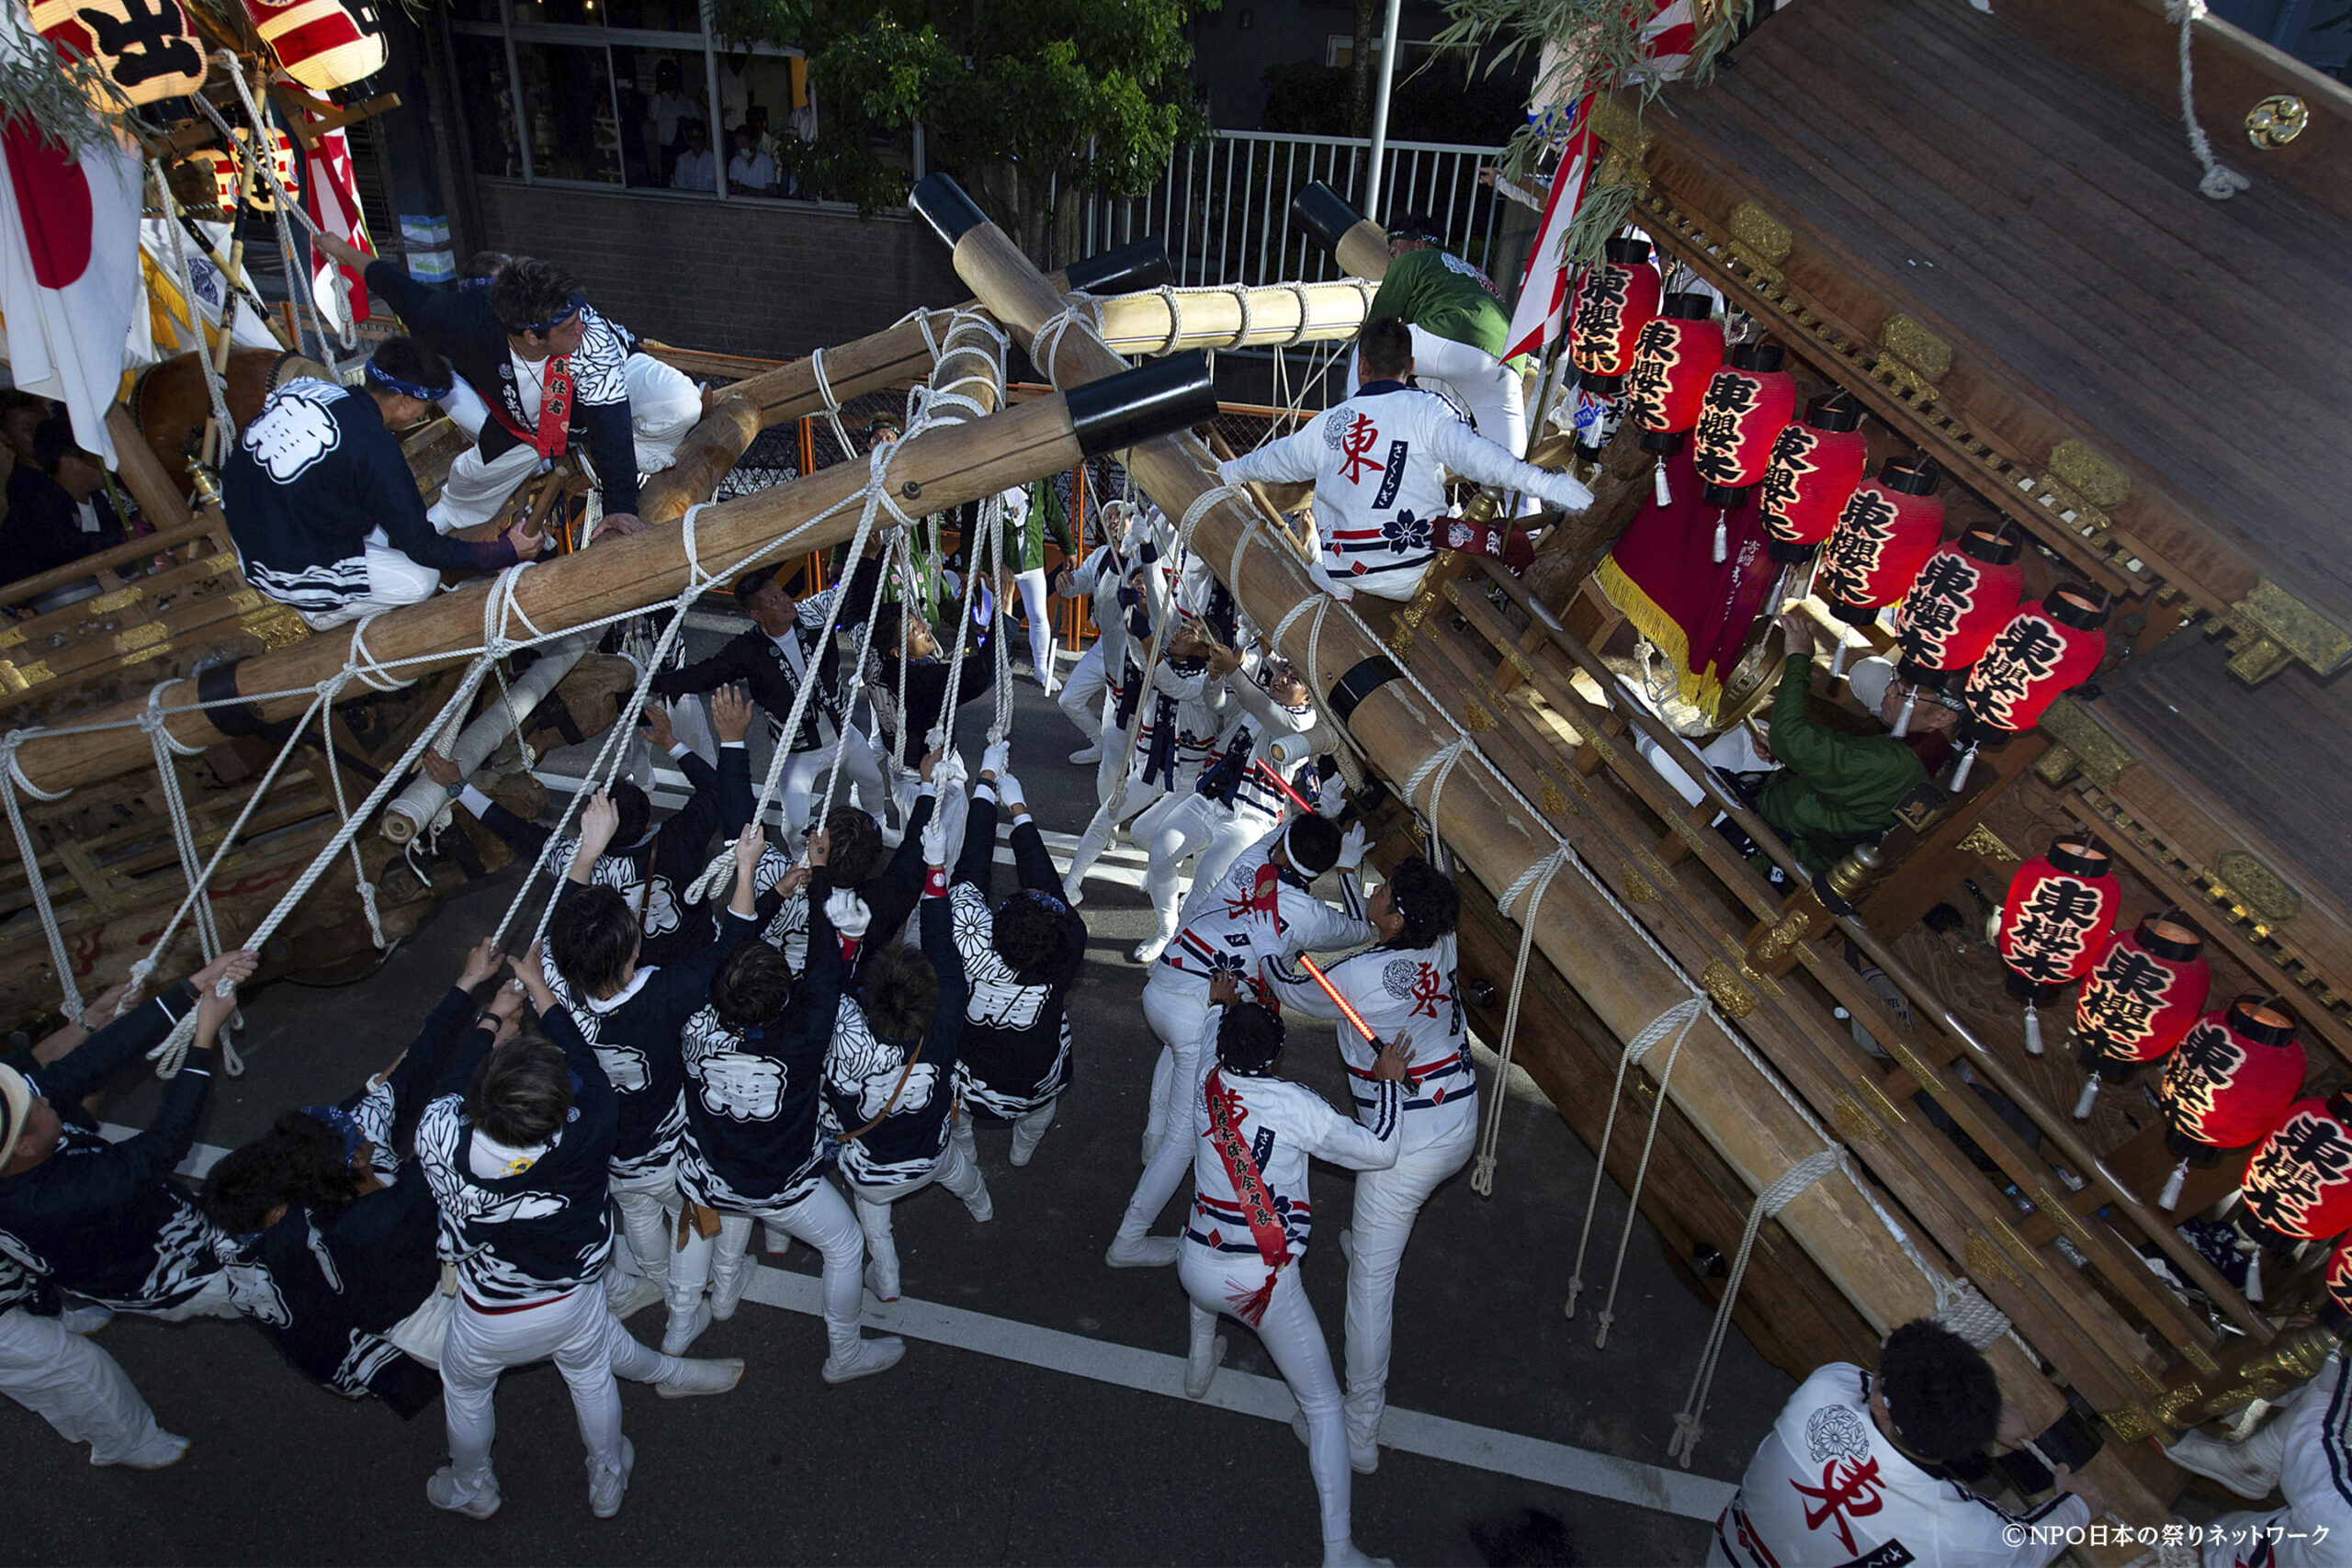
1204, 1066, 1289, 1325
489, 355, 575, 459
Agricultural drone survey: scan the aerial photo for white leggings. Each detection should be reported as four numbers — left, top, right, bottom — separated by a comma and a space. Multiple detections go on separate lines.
0, 1304, 171, 1466
438, 1284, 679, 1506
846, 1134, 989, 1295
1057, 640, 1108, 745
1118, 981, 1211, 1245
1342, 1117, 1476, 1443
669, 1180, 866, 1359
775, 728, 891, 838
610, 1164, 680, 1288
1132, 792, 1218, 948
1013, 567, 1054, 678
1181, 1250, 1353, 1551
1062, 776, 1166, 898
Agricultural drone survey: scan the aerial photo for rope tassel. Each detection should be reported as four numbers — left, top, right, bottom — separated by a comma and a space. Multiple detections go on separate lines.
1562, 997, 1703, 1335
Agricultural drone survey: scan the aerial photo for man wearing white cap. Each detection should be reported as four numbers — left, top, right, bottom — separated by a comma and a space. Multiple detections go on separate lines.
0, 951, 254, 1469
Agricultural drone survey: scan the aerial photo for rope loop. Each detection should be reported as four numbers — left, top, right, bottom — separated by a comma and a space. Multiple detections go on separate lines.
4, 729, 71, 802
1225, 284, 1255, 350
1156, 284, 1184, 357
1027, 301, 1097, 386
343, 613, 411, 693
2165, 0, 2252, 199
1176, 483, 1248, 559
1283, 282, 1315, 347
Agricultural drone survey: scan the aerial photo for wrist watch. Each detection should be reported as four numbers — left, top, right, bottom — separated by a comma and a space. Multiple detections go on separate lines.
443, 778, 466, 801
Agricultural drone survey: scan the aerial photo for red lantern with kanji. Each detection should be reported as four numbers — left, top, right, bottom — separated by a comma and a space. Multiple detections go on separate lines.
1760, 392, 1866, 564
2239, 1092, 2352, 1244
2157, 999, 2306, 1212
1624, 292, 1724, 455
245, 0, 389, 93
1893, 525, 2024, 686
1819, 457, 1943, 627
2069, 915, 2211, 1119
1961, 588, 2109, 739
1567, 237, 1661, 397
1692, 342, 1796, 509
29, 0, 207, 104
2319, 1233, 2352, 1339
1998, 837, 2119, 1055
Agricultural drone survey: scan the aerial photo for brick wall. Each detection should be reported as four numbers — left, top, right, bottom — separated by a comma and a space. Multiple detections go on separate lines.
470, 182, 966, 359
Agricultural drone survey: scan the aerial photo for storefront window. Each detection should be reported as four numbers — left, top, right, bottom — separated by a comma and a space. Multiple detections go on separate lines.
514, 43, 622, 185
450, 33, 523, 178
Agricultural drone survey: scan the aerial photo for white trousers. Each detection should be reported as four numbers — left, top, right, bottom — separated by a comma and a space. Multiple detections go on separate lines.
610, 1162, 680, 1288
1118, 980, 1212, 1244
1181, 1251, 1353, 1551
1064, 775, 1165, 899
1353, 326, 1534, 516
1176, 810, 1272, 931
438, 1284, 675, 1505
776, 728, 891, 839
428, 353, 705, 530
669, 1180, 865, 1358
846, 1133, 988, 1296
1057, 640, 1107, 745
1134, 792, 1223, 948
950, 1100, 1057, 1162
1342, 1116, 1475, 1443
0, 1304, 173, 1466
1013, 567, 1055, 681
297, 530, 447, 631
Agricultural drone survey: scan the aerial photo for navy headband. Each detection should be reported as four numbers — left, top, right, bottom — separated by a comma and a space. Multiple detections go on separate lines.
503, 290, 585, 336
366, 358, 448, 402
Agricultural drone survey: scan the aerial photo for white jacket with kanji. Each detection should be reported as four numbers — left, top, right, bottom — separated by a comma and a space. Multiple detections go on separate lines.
1217, 380, 1592, 601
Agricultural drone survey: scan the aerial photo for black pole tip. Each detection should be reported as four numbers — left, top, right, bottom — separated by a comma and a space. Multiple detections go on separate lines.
909, 175, 989, 249
1066, 354, 1219, 457
1065, 237, 1174, 296
1291, 182, 1368, 254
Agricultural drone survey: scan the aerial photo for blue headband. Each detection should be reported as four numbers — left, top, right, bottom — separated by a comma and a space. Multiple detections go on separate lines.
366, 358, 447, 402
300, 1103, 364, 1162
503, 290, 585, 336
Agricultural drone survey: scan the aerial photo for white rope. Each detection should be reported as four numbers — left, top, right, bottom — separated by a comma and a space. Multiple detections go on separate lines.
1403, 738, 1469, 820
342, 614, 412, 694
313, 678, 389, 954
808, 344, 854, 459
1565, 997, 1703, 1340
1224, 284, 1255, 350
1667, 1146, 1845, 1467
1931, 1277, 2013, 1350
2, 730, 83, 1022
1282, 281, 1315, 347
147, 659, 496, 1076
150, 162, 235, 443
198, 60, 356, 371
2165, 2, 2252, 199
1469, 849, 1570, 1196
1029, 299, 1100, 384
129, 680, 339, 1016
1153, 285, 1184, 356
140, 685, 225, 980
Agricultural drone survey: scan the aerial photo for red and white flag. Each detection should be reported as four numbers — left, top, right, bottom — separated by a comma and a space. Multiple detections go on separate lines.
0, 113, 146, 466
290, 95, 374, 333
1499, 110, 1594, 364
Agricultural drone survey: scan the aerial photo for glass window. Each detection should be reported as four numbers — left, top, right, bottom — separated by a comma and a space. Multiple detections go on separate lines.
614, 46, 711, 188
444, 0, 501, 23
514, 43, 622, 185
600, 0, 701, 28
712, 51, 807, 198
450, 34, 524, 177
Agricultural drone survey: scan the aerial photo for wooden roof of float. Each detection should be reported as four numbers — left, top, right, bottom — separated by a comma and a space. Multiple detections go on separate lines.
1625, 0, 2352, 660
1606, 0, 2352, 1049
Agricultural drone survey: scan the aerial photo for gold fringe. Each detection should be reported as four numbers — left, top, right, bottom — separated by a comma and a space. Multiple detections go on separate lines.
1593, 552, 1728, 720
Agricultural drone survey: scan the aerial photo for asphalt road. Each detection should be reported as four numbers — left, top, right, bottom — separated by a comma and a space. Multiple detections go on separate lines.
8, 649, 1791, 1566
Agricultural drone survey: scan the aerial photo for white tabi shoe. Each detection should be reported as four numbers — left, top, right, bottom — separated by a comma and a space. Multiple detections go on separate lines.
821, 1334, 907, 1385
656, 1356, 746, 1399
1184, 1334, 1227, 1399
588, 1438, 634, 1519
604, 1269, 663, 1321
426, 1467, 503, 1519
1069, 744, 1101, 764
2166, 1428, 2281, 1501
1104, 1235, 1180, 1269
660, 1301, 712, 1357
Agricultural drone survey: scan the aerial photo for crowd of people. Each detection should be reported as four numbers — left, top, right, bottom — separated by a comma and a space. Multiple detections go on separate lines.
9, 234, 2339, 1564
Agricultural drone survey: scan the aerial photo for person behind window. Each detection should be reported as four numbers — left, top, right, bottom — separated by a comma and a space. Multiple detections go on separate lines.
646, 58, 701, 184
673, 122, 717, 192
726, 124, 775, 197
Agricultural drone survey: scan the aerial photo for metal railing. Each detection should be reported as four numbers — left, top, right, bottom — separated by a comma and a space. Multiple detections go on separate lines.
1064, 129, 1515, 291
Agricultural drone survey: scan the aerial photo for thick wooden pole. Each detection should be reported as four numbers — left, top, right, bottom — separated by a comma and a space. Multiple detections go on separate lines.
1091, 280, 1376, 357
11, 350, 1209, 798
921, 180, 2162, 1539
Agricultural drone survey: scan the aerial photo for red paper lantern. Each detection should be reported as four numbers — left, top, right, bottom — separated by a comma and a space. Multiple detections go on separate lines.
2160, 1000, 2306, 1153
2069, 915, 2210, 1119
1759, 392, 1866, 565
245, 0, 389, 92
1566, 237, 1661, 397
2240, 1092, 2352, 1244
1893, 525, 2024, 684
1691, 342, 1796, 509
1623, 292, 1724, 455
1997, 836, 2118, 1055
29, 0, 206, 105
1961, 587, 2109, 739
2319, 1234, 2352, 1338
1818, 457, 1943, 626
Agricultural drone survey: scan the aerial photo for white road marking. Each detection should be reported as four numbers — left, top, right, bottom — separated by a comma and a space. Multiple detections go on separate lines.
107, 1123, 1731, 1523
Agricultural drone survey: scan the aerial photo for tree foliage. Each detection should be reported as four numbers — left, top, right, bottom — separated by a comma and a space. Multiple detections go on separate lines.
716, 0, 1211, 261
